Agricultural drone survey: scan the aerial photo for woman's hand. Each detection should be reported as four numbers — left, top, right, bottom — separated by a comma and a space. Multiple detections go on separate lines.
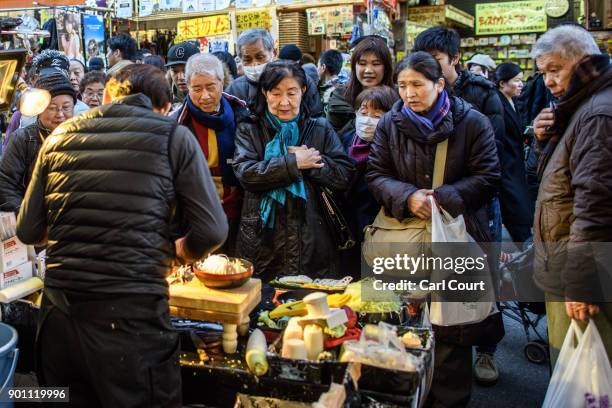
291, 145, 324, 170
408, 189, 434, 219
565, 301, 600, 322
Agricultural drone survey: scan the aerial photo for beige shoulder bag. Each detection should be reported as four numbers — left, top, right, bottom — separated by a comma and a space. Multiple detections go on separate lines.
362, 139, 448, 266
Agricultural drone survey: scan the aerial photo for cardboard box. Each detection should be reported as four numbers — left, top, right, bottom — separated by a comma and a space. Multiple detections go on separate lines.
0, 237, 28, 271
0, 261, 33, 289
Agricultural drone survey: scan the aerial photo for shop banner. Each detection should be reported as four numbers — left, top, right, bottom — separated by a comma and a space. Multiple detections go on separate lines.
306, 6, 353, 36
176, 14, 231, 42
57, 11, 85, 62
83, 15, 106, 67
236, 10, 272, 34
407, 6, 445, 26
116, 0, 133, 18
476, 0, 547, 35
139, 0, 154, 16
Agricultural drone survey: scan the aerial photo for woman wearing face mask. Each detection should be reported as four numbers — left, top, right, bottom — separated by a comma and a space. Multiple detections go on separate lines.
327, 36, 394, 135
233, 60, 354, 282
339, 86, 399, 276
495, 62, 532, 244
367, 52, 500, 407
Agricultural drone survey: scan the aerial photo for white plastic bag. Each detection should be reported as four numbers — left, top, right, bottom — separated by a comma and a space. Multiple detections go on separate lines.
543, 319, 612, 408
428, 196, 494, 326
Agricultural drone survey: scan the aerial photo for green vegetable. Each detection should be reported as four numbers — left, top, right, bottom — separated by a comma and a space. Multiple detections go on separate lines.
324, 324, 347, 339
344, 279, 401, 313
257, 311, 279, 329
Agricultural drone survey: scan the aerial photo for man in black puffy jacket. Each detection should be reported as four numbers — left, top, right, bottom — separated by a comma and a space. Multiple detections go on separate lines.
17, 64, 228, 407
413, 26, 506, 386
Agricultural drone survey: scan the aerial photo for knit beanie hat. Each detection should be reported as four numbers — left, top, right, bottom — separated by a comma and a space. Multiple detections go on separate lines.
495, 62, 522, 87
279, 44, 302, 62
35, 72, 77, 103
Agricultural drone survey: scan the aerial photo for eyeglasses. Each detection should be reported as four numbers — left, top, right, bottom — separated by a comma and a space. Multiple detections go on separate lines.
47, 105, 74, 115
83, 90, 104, 100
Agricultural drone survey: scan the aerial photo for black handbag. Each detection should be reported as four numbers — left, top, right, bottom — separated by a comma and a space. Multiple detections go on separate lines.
316, 185, 355, 251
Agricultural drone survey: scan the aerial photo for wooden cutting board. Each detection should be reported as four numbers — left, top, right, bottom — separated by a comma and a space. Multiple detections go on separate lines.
169, 278, 261, 315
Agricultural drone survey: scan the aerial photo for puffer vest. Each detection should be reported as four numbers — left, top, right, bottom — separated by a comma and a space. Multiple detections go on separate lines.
41, 94, 177, 297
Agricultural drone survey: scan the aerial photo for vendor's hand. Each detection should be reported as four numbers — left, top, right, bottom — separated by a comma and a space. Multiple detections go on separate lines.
565, 301, 600, 322
175, 237, 195, 265
295, 147, 324, 170
533, 108, 555, 141
408, 189, 434, 220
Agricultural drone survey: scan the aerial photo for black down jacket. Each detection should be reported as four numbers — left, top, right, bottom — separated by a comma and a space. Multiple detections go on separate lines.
0, 121, 49, 213
16, 94, 227, 297
226, 75, 324, 117
367, 97, 500, 243
233, 115, 354, 282
453, 69, 505, 160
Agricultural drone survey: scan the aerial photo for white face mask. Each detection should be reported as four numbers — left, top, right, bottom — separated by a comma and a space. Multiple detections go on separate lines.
355, 114, 379, 142
243, 63, 267, 82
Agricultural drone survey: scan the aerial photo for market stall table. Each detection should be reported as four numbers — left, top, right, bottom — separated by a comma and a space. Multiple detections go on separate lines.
169, 278, 261, 353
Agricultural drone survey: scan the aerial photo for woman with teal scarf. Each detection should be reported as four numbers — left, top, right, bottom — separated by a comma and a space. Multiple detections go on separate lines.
233, 61, 354, 282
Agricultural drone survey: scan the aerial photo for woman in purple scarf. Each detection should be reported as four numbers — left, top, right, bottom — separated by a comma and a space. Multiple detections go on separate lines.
367, 51, 501, 407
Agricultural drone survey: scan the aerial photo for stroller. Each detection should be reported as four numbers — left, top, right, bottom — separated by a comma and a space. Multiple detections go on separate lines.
499, 243, 549, 364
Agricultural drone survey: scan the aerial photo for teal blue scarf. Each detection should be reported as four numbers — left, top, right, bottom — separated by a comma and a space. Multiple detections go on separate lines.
259, 111, 307, 228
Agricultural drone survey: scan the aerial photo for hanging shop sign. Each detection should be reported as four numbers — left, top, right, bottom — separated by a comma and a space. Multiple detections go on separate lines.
407, 6, 445, 26
83, 14, 106, 67
476, 0, 547, 35
236, 10, 273, 34
176, 14, 231, 42
407, 5, 473, 28
445, 5, 474, 28
116, 0, 134, 18
306, 5, 353, 36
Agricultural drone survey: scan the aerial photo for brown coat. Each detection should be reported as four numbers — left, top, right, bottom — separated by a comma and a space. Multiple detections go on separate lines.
533, 61, 612, 301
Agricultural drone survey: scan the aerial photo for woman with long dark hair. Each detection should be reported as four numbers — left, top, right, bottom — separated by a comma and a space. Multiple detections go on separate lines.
367, 51, 500, 407
233, 60, 354, 282
327, 36, 394, 135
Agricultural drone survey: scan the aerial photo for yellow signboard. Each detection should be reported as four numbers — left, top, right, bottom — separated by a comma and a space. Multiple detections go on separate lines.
236, 11, 272, 34
176, 14, 231, 42
476, 0, 547, 35
407, 6, 445, 26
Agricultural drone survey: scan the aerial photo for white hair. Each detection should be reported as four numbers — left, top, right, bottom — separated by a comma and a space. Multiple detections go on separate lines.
532, 25, 600, 61
185, 53, 224, 84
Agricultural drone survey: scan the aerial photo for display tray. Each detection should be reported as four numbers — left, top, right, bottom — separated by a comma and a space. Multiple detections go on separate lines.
267, 333, 349, 385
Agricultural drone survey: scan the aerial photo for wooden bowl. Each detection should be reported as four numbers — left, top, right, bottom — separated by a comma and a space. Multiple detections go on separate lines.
192, 258, 254, 289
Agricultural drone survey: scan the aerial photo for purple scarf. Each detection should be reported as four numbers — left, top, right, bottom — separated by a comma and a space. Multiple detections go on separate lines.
348, 134, 370, 164
401, 89, 450, 135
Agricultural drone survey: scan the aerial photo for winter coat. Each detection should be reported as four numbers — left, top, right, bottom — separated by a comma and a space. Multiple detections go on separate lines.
453, 70, 505, 162
0, 121, 49, 213
226, 75, 324, 117
497, 91, 533, 230
326, 85, 355, 135
16, 93, 228, 297
367, 97, 500, 243
340, 130, 379, 241
533, 59, 612, 302
233, 114, 354, 282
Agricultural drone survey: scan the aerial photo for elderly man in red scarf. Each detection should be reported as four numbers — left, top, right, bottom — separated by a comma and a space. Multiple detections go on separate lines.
172, 53, 249, 255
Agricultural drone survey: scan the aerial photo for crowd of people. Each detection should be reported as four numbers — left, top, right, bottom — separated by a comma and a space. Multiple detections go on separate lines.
0, 23, 609, 407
